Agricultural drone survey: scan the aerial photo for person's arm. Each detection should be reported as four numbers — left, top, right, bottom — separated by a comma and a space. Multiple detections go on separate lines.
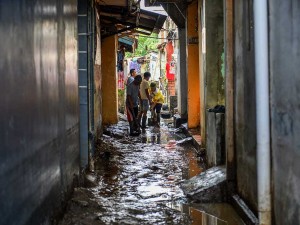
138, 90, 142, 106
145, 89, 151, 102
127, 85, 134, 109
127, 94, 134, 109
150, 92, 157, 110
144, 83, 151, 104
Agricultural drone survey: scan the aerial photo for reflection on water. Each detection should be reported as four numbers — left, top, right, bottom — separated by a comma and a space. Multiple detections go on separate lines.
141, 125, 191, 146
167, 202, 228, 225
185, 149, 203, 178
167, 202, 245, 225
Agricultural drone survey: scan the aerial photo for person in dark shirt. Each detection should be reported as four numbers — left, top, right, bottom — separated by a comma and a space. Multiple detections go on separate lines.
126, 75, 142, 136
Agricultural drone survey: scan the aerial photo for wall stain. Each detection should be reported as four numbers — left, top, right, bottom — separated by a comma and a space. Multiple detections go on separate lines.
275, 111, 294, 136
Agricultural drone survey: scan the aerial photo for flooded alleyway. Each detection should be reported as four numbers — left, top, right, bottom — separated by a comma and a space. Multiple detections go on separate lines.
58, 117, 245, 225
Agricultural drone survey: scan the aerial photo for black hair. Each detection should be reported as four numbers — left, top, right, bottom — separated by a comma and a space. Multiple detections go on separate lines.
150, 82, 157, 88
144, 72, 151, 78
130, 68, 135, 75
134, 75, 142, 83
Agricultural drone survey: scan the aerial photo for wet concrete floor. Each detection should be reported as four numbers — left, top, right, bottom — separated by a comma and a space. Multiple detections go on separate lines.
58, 119, 245, 225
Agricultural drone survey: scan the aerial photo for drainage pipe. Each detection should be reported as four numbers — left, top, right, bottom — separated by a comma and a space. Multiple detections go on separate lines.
88, 0, 95, 170
253, 0, 271, 224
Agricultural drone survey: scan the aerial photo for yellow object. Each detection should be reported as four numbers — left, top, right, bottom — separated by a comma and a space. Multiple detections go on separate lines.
151, 88, 164, 104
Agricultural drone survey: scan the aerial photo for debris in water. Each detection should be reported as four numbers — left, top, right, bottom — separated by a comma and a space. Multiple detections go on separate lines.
167, 175, 176, 180
176, 137, 193, 145
162, 139, 177, 149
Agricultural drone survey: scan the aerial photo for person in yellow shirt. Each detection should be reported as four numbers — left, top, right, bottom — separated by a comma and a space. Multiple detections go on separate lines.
150, 82, 164, 127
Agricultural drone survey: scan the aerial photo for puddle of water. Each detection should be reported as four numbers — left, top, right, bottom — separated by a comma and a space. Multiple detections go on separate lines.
59, 120, 245, 225
184, 149, 203, 179
139, 122, 188, 145
167, 202, 245, 225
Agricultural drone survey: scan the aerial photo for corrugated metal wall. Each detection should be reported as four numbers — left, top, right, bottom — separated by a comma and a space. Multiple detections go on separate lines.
0, 0, 79, 224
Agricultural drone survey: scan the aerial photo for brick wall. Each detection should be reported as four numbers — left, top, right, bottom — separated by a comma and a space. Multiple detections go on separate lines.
168, 80, 176, 96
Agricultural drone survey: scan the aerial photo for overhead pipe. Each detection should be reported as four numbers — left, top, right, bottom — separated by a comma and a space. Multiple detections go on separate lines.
253, 0, 271, 224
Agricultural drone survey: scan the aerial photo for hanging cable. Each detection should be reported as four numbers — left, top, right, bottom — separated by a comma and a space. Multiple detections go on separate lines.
137, 35, 178, 40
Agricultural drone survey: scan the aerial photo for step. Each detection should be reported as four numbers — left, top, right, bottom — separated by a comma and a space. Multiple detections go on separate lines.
181, 166, 227, 202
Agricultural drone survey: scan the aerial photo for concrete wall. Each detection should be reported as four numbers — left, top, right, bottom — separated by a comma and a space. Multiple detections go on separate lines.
200, 0, 224, 146
102, 35, 118, 125
177, 27, 188, 118
224, 0, 235, 190
205, 0, 224, 109
207, 113, 225, 167
187, 1, 200, 129
269, 1, 300, 224
234, 1, 257, 212
198, 0, 206, 142
0, 0, 79, 224
94, 10, 103, 137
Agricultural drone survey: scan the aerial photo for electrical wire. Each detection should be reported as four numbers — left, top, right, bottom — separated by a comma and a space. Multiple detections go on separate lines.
137, 35, 178, 40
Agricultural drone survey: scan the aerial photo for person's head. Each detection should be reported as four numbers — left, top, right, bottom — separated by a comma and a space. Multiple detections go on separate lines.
143, 72, 151, 80
133, 75, 142, 85
120, 45, 125, 51
130, 68, 136, 77
150, 82, 157, 92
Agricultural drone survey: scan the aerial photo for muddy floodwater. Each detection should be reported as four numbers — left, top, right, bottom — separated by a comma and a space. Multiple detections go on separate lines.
59, 119, 245, 225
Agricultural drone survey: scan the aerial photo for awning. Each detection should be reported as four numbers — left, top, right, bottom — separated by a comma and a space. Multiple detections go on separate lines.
118, 36, 136, 52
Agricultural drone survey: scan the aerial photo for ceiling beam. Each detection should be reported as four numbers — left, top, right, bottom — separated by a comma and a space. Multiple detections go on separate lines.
162, 2, 186, 28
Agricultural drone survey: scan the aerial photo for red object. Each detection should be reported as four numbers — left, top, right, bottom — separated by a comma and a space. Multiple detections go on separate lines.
166, 63, 175, 81
165, 40, 175, 81
118, 71, 124, 89
165, 41, 174, 63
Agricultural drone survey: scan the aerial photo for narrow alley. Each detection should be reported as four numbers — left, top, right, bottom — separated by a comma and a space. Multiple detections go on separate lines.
58, 118, 244, 225
1, 0, 300, 225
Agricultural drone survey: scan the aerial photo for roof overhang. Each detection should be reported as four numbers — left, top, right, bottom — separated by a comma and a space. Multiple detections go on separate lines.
144, 0, 187, 28
96, 1, 167, 39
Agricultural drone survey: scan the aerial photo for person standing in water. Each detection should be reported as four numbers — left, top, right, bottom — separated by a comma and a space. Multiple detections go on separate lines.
150, 82, 164, 127
138, 72, 151, 129
126, 75, 142, 136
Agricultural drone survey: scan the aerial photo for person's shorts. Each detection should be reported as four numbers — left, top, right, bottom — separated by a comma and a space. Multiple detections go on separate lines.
140, 99, 149, 111
153, 103, 162, 113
